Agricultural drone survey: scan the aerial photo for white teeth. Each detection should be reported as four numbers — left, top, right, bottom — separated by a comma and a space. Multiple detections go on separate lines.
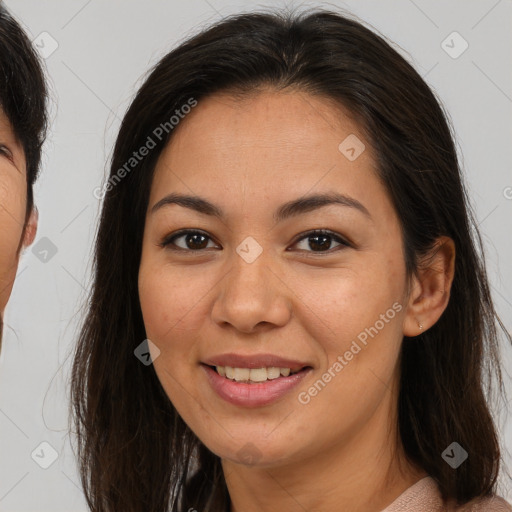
249, 368, 268, 382
233, 367, 250, 382
214, 365, 301, 382
267, 367, 281, 379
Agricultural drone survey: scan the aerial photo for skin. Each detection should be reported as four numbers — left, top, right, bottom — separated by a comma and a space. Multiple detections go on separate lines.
138, 89, 455, 512
0, 109, 37, 337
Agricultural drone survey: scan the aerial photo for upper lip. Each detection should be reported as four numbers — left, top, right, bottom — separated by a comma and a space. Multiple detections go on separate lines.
202, 353, 311, 371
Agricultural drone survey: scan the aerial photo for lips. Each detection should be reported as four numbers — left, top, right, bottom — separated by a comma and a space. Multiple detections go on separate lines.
201, 363, 312, 407
202, 353, 311, 372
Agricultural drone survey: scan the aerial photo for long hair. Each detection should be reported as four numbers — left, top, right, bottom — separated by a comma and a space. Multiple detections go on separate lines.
70, 8, 511, 511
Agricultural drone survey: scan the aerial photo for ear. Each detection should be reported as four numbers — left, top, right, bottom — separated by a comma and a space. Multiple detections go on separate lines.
22, 206, 38, 248
402, 236, 456, 337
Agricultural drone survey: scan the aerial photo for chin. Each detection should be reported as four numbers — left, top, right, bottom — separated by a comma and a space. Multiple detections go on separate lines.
208, 437, 300, 469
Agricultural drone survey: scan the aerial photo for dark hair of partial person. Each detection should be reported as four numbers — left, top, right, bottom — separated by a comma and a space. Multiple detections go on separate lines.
0, 2, 48, 222
0, 3, 48, 350
69, 7, 512, 512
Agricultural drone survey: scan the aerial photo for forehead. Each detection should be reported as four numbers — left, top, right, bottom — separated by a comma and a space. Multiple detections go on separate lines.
151, 89, 382, 205
167, 89, 366, 149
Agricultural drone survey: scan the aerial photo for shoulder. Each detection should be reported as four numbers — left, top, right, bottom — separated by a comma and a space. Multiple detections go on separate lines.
381, 476, 512, 512
455, 495, 512, 512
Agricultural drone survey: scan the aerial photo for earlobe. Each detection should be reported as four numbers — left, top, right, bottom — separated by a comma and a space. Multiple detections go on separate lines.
402, 236, 456, 337
22, 206, 38, 248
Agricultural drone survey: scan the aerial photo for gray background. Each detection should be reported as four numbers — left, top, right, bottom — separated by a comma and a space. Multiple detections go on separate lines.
0, 0, 511, 510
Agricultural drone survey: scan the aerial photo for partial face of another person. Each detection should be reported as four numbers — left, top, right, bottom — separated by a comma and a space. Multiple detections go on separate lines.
0, 109, 36, 328
138, 90, 422, 467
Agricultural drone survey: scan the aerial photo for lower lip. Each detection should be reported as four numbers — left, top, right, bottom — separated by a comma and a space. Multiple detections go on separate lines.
201, 364, 312, 408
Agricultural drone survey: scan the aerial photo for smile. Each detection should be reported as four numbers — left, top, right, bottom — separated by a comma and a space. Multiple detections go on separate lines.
214, 365, 303, 383
201, 363, 312, 407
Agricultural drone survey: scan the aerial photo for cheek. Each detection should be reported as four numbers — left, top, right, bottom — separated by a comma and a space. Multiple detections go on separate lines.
138, 262, 204, 342
138, 257, 212, 424
137, 252, 213, 392
293, 249, 406, 406
0, 176, 26, 310
290, 276, 405, 451
295, 253, 405, 355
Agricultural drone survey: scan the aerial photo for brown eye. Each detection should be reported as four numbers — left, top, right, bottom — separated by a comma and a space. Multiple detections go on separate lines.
160, 228, 351, 255
161, 230, 218, 251
291, 229, 351, 253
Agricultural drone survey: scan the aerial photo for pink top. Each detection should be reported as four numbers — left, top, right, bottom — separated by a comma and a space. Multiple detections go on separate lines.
381, 477, 512, 512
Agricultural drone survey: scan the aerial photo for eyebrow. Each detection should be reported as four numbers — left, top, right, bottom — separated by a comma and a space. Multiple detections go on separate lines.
151, 191, 372, 223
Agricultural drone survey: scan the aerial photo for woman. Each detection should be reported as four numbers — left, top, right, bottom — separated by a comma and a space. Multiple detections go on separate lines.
0, 3, 47, 350
71, 8, 512, 511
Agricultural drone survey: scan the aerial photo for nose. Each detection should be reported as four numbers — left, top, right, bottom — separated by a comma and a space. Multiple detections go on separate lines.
210, 242, 292, 334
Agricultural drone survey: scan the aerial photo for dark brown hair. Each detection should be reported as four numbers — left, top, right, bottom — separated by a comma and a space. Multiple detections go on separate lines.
70, 7, 511, 511
0, 2, 48, 218
0, 2, 48, 350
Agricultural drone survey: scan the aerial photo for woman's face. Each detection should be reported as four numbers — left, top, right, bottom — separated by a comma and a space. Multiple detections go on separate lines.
0, 110, 28, 316
138, 90, 412, 467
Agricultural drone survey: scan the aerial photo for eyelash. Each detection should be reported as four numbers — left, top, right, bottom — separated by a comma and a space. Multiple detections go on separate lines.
0, 145, 14, 161
159, 228, 351, 255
